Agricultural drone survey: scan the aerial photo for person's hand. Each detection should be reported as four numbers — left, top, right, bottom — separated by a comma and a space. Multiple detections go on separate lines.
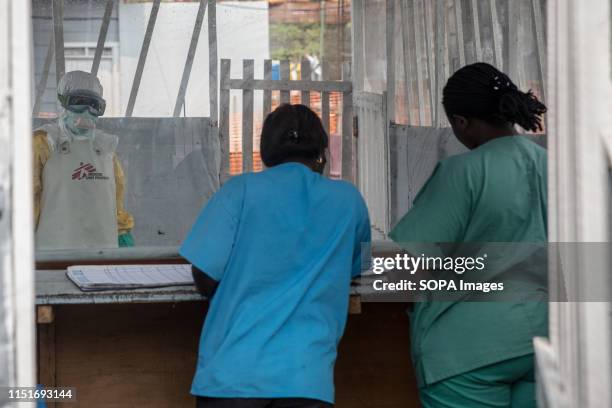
118, 231, 135, 247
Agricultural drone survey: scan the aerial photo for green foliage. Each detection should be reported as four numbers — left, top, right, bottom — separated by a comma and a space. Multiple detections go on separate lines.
270, 23, 321, 61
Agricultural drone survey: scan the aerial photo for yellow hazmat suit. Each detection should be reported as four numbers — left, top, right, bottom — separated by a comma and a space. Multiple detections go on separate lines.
33, 130, 134, 237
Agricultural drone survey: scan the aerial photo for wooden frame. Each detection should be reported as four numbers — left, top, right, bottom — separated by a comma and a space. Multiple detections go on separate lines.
219, 58, 354, 182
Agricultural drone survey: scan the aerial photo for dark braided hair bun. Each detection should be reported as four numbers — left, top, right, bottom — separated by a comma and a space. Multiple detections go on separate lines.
443, 63, 547, 132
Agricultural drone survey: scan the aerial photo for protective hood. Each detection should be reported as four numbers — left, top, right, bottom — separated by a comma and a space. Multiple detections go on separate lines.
57, 70, 104, 100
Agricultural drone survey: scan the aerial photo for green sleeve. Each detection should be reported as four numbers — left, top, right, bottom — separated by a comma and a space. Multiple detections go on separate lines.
118, 231, 135, 247
389, 158, 473, 248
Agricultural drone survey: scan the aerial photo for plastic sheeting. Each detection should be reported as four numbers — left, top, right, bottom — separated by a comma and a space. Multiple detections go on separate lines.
389, 125, 467, 224
389, 124, 547, 225
33, 117, 221, 249
99, 118, 220, 247
351, 0, 548, 230
354, 0, 546, 127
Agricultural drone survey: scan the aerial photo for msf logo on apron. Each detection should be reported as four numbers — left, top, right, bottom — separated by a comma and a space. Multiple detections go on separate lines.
36, 130, 119, 250
72, 162, 110, 181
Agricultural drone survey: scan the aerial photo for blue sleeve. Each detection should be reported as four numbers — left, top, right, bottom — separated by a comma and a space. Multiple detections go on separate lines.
352, 195, 371, 278
180, 177, 244, 281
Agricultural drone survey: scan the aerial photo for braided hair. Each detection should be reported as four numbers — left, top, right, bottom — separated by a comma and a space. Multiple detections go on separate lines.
260, 104, 328, 167
442, 63, 547, 132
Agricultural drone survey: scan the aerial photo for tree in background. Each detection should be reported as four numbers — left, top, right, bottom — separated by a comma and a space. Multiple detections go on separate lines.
270, 23, 321, 61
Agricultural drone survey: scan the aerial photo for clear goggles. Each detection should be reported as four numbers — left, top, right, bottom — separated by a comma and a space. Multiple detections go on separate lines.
58, 91, 106, 116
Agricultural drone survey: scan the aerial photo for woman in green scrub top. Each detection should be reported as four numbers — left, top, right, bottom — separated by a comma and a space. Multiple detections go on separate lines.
389, 63, 548, 408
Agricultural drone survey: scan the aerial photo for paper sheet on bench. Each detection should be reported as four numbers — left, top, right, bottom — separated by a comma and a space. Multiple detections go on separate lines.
67, 264, 193, 291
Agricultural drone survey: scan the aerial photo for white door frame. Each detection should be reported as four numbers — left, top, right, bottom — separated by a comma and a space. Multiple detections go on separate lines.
539, 0, 612, 407
0, 0, 36, 392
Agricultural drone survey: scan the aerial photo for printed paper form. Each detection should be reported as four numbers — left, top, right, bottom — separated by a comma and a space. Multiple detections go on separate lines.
66, 264, 193, 291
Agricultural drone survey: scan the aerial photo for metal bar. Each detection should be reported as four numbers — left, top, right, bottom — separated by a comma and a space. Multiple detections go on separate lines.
91, 0, 114, 76
489, 0, 502, 68
242, 60, 254, 173
385, 0, 395, 124
173, 0, 207, 117
413, 0, 426, 125
341, 63, 353, 182
208, 0, 219, 123
531, 0, 546, 102
125, 0, 161, 117
435, 0, 448, 126
33, 35, 54, 116
322, 90, 331, 177
470, 0, 482, 61
301, 58, 311, 105
322, 91, 331, 135
454, 0, 466, 66
351, 0, 365, 91
424, 0, 436, 125
280, 60, 290, 103
52, 0, 65, 84
219, 59, 231, 180
400, 0, 416, 125
507, 0, 521, 84
263, 59, 272, 118
228, 79, 352, 92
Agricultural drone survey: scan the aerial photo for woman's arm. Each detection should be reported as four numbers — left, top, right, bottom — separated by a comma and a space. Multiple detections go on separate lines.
192, 265, 219, 299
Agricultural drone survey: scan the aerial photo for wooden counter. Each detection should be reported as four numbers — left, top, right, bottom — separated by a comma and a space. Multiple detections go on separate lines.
36, 270, 419, 407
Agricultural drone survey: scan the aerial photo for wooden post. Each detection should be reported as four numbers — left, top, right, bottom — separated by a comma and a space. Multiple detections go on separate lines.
341, 63, 353, 182
349, 295, 362, 314
242, 60, 254, 173
37, 306, 56, 407
219, 59, 231, 181
280, 60, 290, 104
322, 90, 331, 177
263, 59, 272, 118
37, 306, 55, 324
301, 58, 311, 106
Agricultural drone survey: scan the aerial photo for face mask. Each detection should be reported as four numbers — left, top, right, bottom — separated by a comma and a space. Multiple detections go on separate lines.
63, 109, 97, 137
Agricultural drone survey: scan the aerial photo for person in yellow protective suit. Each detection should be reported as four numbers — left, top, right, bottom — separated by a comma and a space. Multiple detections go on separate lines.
33, 70, 134, 250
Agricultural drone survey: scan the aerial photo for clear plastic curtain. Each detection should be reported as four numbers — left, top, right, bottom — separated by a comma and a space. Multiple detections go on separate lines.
387, 0, 546, 127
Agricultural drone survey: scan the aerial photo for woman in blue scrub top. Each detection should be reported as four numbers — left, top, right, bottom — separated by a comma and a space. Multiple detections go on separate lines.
181, 104, 371, 408
389, 63, 548, 408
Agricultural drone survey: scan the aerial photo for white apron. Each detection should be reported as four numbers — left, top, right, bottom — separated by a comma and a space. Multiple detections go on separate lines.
36, 124, 119, 250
